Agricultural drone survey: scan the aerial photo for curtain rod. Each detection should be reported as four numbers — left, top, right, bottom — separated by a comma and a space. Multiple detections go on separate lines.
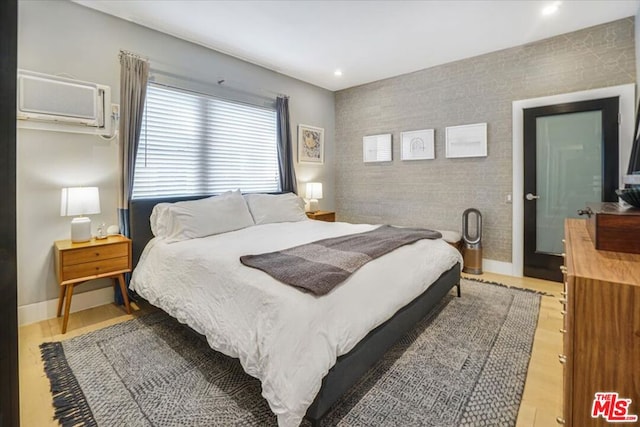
149, 68, 283, 105
118, 49, 149, 62
214, 77, 289, 100
119, 48, 288, 99
150, 79, 277, 111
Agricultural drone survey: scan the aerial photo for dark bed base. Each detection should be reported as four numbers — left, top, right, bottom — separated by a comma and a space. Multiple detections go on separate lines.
129, 196, 461, 426
305, 263, 460, 425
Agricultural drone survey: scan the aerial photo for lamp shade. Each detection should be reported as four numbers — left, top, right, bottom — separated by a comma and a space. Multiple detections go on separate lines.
60, 187, 101, 217
306, 182, 323, 200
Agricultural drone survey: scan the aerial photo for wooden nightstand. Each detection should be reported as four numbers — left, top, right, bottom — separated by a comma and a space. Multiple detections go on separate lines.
306, 211, 336, 222
54, 235, 132, 333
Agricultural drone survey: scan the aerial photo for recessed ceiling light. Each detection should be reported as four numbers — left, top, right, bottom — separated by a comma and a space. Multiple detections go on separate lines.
542, 1, 561, 16
334, 69, 343, 77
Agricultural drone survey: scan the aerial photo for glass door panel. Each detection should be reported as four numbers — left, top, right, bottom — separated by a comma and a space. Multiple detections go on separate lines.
535, 111, 602, 255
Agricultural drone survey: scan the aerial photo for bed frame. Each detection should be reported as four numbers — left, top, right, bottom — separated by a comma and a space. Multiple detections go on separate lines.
129, 196, 461, 426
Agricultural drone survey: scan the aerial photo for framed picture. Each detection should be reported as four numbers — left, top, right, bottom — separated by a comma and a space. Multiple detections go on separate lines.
445, 123, 487, 158
298, 124, 324, 164
363, 134, 392, 163
401, 129, 435, 160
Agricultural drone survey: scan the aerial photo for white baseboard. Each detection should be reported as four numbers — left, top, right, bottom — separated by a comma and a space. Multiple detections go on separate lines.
18, 286, 114, 326
482, 259, 514, 276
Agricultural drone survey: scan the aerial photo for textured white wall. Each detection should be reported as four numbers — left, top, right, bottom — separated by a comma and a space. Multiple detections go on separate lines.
335, 18, 636, 263
17, 1, 335, 306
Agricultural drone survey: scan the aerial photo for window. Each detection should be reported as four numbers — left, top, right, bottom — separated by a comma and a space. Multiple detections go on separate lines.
132, 83, 280, 199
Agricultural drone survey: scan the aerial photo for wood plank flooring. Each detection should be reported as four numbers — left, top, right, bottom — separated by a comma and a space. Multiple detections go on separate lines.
19, 272, 562, 426
467, 272, 564, 427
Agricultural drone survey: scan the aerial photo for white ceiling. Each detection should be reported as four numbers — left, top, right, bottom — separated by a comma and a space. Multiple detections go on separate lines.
74, 0, 640, 91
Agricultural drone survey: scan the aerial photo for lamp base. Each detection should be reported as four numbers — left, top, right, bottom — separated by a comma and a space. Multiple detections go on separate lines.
71, 217, 92, 243
308, 199, 319, 213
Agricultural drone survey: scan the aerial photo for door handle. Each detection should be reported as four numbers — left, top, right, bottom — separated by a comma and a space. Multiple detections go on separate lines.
577, 207, 593, 218
525, 193, 540, 201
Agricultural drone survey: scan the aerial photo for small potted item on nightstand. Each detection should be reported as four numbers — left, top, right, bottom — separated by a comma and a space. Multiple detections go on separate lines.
96, 222, 108, 239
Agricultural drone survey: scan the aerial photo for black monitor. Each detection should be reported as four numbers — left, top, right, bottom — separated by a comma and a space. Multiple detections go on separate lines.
627, 102, 640, 176
629, 134, 640, 174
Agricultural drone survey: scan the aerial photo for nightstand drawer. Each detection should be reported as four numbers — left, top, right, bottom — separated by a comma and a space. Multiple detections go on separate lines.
63, 242, 129, 265
62, 256, 129, 281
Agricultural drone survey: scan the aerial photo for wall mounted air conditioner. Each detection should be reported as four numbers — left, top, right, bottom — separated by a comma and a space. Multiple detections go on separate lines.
17, 69, 113, 136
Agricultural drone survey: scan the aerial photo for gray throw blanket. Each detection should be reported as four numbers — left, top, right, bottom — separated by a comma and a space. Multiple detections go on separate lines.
240, 225, 442, 296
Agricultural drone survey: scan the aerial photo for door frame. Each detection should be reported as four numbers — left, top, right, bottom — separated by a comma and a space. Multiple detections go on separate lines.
511, 84, 635, 277
0, 0, 19, 426
523, 97, 619, 282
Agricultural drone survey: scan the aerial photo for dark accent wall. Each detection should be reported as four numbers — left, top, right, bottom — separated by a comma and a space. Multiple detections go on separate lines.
0, 0, 19, 426
335, 18, 636, 262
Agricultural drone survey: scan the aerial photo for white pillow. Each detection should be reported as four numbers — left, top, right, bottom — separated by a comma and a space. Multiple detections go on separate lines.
150, 191, 255, 241
150, 202, 171, 238
244, 193, 308, 225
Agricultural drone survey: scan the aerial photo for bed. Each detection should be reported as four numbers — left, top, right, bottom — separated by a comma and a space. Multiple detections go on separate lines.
129, 192, 462, 427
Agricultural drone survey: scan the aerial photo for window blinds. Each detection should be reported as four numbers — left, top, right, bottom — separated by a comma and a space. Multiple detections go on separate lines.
132, 83, 280, 199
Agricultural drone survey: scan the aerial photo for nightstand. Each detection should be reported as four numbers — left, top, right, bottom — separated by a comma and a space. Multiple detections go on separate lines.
306, 211, 336, 222
54, 235, 132, 333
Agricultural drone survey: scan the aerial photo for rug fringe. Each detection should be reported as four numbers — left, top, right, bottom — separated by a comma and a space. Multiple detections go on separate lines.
463, 276, 555, 296
40, 342, 97, 427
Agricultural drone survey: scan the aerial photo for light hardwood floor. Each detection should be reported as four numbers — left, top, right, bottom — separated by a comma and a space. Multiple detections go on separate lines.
19, 272, 562, 427
467, 272, 564, 427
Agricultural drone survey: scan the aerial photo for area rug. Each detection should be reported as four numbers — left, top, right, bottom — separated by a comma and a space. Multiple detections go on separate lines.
40, 278, 541, 427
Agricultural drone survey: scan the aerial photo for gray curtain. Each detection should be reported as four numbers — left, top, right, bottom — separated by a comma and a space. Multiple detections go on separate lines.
117, 51, 149, 236
115, 51, 149, 304
276, 96, 298, 193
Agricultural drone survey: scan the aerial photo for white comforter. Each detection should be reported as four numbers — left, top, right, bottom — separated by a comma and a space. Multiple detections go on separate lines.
130, 220, 462, 427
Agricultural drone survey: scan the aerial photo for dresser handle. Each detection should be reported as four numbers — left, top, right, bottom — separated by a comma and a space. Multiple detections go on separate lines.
559, 329, 566, 334
560, 266, 567, 273
561, 252, 566, 258
560, 291, 567, 297
556, 416, 565, 424
558, 354, 566, 364
559, 298, 567, 305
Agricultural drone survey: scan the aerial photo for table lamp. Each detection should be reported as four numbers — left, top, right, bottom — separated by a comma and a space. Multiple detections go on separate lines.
306, 182, 323, 213
60, 187, 101, 242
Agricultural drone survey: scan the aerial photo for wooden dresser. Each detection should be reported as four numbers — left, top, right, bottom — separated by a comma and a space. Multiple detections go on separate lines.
559, 219, 640, 426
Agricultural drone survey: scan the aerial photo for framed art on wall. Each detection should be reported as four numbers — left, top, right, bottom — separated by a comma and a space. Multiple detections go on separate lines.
401, 129, 435, 160
363, 133, 392, 163
445, 123, 487, 158
298, 124, 324, 164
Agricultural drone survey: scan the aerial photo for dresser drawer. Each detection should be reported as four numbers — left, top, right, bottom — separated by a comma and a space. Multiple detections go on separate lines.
61, 256, 129, 281
62, 242, 129, 265
560, 277, 573, 426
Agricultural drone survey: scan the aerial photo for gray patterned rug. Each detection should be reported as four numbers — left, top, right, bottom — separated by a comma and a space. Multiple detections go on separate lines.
40, 279, 541, 427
